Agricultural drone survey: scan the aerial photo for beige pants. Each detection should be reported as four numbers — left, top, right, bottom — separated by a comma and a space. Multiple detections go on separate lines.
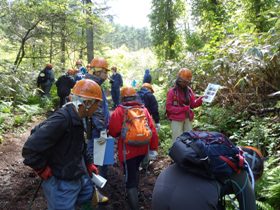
171, 119, 192, 143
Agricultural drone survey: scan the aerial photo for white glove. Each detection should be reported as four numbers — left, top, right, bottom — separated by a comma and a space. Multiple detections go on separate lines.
156, 123, 161, 132
148, 150, 158, 160
97, 130, 107, 145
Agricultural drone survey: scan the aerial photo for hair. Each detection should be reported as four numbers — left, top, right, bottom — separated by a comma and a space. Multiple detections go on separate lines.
121, 96, 137, 102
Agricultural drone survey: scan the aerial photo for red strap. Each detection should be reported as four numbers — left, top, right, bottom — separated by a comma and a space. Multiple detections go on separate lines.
219, 156, 241, 174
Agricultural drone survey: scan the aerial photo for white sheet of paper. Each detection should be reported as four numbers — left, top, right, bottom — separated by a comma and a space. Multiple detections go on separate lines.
203, 83, 220, 103
93, 138, 107, 166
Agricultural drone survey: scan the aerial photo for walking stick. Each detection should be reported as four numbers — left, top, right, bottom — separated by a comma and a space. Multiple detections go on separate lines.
28, 179, 43, 210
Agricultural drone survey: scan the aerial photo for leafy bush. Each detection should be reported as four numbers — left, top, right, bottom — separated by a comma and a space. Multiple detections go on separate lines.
256, 158, 280, 210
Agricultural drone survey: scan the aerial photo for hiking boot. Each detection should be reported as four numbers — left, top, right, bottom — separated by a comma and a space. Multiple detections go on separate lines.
127, 187, 139, 210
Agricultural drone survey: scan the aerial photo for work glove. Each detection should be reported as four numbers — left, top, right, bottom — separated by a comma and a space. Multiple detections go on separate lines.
183, 105, 190, 112
36, 166, 52, 180
87, 163, 99, 177
97, 130, 107, 145
148, 150, 158, 160
156, 123, 161, 133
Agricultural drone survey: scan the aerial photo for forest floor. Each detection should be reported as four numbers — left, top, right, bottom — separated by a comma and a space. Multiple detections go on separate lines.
0, 114, 171, 210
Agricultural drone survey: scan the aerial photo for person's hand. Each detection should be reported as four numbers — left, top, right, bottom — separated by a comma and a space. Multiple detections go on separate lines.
156, 123, 161, 132
183, 105, 190, 112
36, 166, 52, 180
196, 96, 204, 105
87, 163, 99, 177
97, 136, 106, 145
97, 130, 107, 145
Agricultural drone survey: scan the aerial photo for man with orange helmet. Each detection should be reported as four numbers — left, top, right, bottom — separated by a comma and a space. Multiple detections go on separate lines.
152, 146, 264, 210
109, 86, 159, 210
85, 57, 111, 203
23, 79, 102, 209
55, 69, 76, 107
37, 63, 55, 98
166, 68, 204, 142
109, 66, 123, 109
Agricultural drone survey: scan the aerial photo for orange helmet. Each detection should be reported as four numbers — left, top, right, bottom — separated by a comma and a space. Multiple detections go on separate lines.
178, 68, 192, 81
241, 146, 264, 181
142, 83, 154, 93
121, 87, 137, 98
46, 63, 53, 69
67, 69, 75, 75
76, 60, 82, 65
90, 58, 109, 71
72, 79, 102, 101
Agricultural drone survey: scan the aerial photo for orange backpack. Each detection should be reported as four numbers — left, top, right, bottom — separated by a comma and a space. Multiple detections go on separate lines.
121, 105, 152, 146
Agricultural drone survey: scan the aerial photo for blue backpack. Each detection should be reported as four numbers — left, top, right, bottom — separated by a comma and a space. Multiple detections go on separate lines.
169, 131, 245, 179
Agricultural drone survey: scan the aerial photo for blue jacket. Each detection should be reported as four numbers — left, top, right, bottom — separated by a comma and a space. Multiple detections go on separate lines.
143, 69, 152, 84
137, 88, 159, 124
110, 73, 123, 88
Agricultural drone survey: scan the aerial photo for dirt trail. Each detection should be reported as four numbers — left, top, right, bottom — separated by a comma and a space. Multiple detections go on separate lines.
0, 117, 170, 210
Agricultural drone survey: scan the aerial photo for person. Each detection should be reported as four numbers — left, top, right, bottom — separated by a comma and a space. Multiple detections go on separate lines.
55, 68, 76, 107
137, 83, 160, 132
76, 59, 87, 76
37, 63, 55, 98
166, 68, 204, 143
152, 146, 264, 210
131, 79, 137, 88
109, 66, 123, 109
143, 68, 152, 84
22, 79, 102, 210
85, 57, 111, 203
109, 86, 159, 210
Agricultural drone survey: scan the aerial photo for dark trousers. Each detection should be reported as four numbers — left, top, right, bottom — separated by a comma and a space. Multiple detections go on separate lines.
123, 155, 145, 188
111, 88, 120, 108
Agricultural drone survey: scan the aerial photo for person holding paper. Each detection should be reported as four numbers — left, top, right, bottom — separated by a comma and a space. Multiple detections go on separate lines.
85, 57, 111, 204
166, 68, 204, 143
22, 79, 101, 210
109, 86, 159, 210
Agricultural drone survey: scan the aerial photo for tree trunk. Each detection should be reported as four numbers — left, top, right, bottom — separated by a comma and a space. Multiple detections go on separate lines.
60, 15, 66, 71
50, 22, 54, 63
85, 0, 94, 62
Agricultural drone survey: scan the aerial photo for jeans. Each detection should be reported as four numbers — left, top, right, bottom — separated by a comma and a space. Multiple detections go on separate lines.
42, 175, 94, 210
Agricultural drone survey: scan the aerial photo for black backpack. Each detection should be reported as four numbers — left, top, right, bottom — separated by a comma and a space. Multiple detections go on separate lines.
37, 69, 49, 84
169, 131, 245, 179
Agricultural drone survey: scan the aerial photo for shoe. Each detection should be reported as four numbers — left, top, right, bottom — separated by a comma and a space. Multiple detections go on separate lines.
92, 187, 109, 205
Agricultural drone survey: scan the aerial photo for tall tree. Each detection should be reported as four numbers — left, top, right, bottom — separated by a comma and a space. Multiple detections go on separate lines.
149, 0, 185, 62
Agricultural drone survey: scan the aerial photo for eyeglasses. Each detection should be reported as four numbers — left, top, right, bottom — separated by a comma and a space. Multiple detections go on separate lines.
83, 100, 96, 110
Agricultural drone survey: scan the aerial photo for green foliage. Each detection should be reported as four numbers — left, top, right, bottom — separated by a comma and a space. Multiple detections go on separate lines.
193, 105, 242, 136
106, 46, 157, 85
256, 158, 280, 210
158, 119, 172, 155
104, 24, 152, 51
230, 117, 280, 155
149, 0, 185, 61
13, 114, 31, 127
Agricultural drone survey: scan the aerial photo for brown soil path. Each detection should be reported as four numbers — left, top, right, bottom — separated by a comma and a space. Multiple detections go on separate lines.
0, 116, 170, 210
